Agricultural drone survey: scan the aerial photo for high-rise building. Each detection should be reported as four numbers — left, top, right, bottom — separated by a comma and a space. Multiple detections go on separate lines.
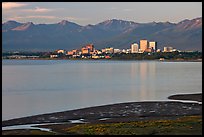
164, 47, 168, 52
149, 41, 157, 52
168, 47, 173, 52
140, 39, 148, 52
81, 47, 90, 54
131, 43, 139, 53
85, 44, 94, 52
81, 44, 94, 55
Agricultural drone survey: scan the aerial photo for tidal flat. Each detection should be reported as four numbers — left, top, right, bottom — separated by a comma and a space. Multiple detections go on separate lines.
2, 93, 202, 135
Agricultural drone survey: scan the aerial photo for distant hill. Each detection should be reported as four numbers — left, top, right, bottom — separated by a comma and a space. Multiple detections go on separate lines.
2, 17, 202, 51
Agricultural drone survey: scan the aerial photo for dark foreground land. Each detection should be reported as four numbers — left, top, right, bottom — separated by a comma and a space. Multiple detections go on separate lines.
168, 93, 202, 102
2, 93, 202, 135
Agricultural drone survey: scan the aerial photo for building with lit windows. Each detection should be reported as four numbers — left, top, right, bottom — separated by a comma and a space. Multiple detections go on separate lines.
149, 41, 157, 52
131, 43, 139, 53
140, 39, 148, 52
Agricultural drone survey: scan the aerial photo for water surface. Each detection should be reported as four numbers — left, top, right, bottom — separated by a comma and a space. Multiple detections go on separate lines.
2, 60, 202, 120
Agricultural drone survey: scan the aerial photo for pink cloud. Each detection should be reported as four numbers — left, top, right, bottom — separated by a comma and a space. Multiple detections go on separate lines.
22, 7, 53, 13
8, 15, 57, 21
2, 2, 27, 10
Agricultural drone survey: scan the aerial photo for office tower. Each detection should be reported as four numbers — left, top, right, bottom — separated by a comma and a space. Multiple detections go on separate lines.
85, 44, 94, 52
149, 41, 157, 51
131, 43, 139, 53
140, 39, 148, 52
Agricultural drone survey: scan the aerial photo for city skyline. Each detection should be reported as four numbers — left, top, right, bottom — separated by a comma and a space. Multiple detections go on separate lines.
2, 2, 202, 26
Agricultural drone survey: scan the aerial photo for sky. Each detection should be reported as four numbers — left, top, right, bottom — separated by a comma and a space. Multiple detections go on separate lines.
2, 2, 202, 26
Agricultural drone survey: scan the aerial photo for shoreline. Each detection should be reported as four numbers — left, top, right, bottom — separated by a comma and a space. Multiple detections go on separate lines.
168, 93, 202, 102
2, 93, 202, 126
2, 58, 202, 62
2, 93, 202, 135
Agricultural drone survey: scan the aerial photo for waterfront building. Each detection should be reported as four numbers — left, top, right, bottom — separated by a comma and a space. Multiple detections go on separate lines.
168, 47, 173, 52
72, 49, 78, 54
145, 47, 153, 52
85, 44, 94, 52
149, 41, 157, 52
67, 51, 74, 55
67, 49, 78, 55
92, 55, 100, 59
131, 43, 139, 53
81, 44, 94, 55
164, 47, 168, 52
114, 49, 121, 53
81, 47, 90, 54
156, 49, 161, 52
56, 49, 66, 54
101, 49, 106, 53
126, 49, 131, 54
107, 47, 114, 54
140, 39, 148, 52
172, 49, 178, 52
122, 49, 131, 54
96, 50, 102, 55
50, 54, 58, 58
163, 46, 173, 52
103, 47, 114, 54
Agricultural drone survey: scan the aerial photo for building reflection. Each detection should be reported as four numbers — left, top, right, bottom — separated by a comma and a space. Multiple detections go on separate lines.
139, 62, 156, 100
130, 63, 139, 98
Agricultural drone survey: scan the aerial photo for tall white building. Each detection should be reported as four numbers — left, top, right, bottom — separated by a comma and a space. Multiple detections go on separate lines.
149, 41, 157, 51
131, 43, 139, 53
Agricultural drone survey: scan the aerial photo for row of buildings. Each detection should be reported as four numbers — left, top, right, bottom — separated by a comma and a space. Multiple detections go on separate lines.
51, 40, 178, 58
131, 40, 157, 53
130, 39, 177, 53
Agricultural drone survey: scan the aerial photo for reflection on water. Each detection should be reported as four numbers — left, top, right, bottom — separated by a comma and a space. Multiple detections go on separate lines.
130, 62, 156, 101
140, 62, 148, 100
2, 60, 202, 121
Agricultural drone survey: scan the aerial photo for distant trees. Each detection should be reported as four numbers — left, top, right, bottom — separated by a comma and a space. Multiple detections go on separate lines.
111, 51, 202, 60
2, 51, 202, 60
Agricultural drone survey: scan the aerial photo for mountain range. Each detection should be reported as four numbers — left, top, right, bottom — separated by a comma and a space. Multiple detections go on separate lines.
2, 17, 202, 51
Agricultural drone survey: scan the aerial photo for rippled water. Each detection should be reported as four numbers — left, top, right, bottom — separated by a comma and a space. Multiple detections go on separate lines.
2, 60, 202, 121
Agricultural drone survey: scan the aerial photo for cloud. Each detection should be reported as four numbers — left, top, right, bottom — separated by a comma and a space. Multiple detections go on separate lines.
123, 9, 134, 12
8, 15, 57, 21
22, 7, 53, 13
2, 2, 27, 10
26, 15, 57, 19
64, 16, 89, 22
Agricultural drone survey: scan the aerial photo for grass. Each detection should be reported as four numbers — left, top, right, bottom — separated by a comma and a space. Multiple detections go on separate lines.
2, 115, 202, 135
64, 115, 202, 135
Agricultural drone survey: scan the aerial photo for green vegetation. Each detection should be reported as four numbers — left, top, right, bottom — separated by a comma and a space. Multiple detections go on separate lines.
2, 115, 202, 135
2, 51, 202, 61
64, 115, 202, 135
111, 51, 202, 60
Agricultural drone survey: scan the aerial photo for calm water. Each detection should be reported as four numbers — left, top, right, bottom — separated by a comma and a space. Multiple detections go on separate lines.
2, 60, 202, 121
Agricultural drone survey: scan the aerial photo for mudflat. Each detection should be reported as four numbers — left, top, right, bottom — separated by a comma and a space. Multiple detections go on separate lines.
168, 93, 202, 102
2, 93, 202, 135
